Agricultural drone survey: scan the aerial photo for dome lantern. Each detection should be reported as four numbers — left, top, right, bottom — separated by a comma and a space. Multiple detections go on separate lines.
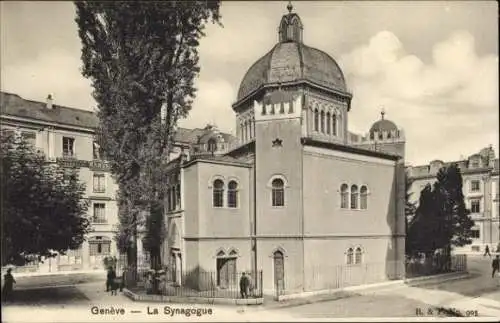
369, 108, 399, 137
278, 1, 303, 43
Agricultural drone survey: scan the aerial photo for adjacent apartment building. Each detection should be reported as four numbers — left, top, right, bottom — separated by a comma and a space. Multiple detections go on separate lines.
1, 91, 119, 273
407, 147, 500, 254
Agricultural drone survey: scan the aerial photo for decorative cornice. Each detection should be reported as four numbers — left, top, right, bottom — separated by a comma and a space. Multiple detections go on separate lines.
232, 79, 352, 110
183, 234, 404, 241
301, 137, 400, 161
181, 157, 252, 169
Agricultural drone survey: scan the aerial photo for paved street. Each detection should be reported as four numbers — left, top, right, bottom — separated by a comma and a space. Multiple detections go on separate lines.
3, 256, 500, 321
266, 256, 500, 319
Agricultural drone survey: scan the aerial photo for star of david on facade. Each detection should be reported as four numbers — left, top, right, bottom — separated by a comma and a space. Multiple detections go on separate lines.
272, 138, 283, 147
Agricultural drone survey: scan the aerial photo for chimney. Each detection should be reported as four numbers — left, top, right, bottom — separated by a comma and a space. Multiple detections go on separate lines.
46, 94, 53, 110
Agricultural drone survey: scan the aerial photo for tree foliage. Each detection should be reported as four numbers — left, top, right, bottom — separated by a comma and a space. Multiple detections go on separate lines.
1, 133, 90, 266
404, 173, 417, 255
406, 164, 474, 257
74, 1, 221, 266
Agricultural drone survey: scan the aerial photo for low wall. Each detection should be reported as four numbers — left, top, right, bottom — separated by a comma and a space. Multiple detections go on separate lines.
122, 288, 264, 306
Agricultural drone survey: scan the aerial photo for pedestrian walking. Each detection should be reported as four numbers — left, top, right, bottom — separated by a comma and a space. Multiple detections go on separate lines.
239, 272, 249, 299
484, 245, 492, 257
106, 266, 116, 292
492, 255, 499, 278
2, 268, 16, 302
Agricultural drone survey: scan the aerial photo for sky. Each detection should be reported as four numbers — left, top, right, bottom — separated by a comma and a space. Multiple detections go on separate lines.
1, 1, 498, 166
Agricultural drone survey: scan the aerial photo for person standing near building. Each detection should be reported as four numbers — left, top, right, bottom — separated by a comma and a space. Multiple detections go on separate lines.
2, 268, 16, 302
492, 255, 499, 278
484, 245, 492, 257
239, 272, 249, 299
106, 266, 116, 292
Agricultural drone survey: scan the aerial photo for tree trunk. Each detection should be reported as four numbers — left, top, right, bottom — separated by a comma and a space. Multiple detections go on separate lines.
126, 212, 138, 288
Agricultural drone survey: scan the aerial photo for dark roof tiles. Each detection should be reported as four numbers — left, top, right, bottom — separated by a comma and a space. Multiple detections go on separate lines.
1, 91, 237, 145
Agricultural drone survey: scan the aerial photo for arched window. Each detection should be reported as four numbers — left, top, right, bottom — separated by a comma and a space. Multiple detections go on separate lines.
355, 247, 362, 264
340, 184, 349, 209
360, 186, 368, 209
332, 114, 337, 136
249, 120, 253, 139
213, 179, 224, 207
350, 185, 358, 209
326, 112, 331, 134
227, 180, 238, 208
272, 178, 285, 207
314, 109, 319, 132
320, 111, 325, 133
208, 138, 217, 153
346, 248, 354, 265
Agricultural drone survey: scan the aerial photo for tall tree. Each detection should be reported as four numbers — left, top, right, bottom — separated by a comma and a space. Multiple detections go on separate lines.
74, 1, 222, 270
1, 132, 90, 266
406, 183, 440, 257
406, 164, 474, 259
434, 164, 474, 254
404, 173, 417, 242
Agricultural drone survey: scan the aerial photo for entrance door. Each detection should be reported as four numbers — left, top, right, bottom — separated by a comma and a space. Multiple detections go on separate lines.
170, 252, 177, 283
217, 258, 237, 289
273, 251, 285, 295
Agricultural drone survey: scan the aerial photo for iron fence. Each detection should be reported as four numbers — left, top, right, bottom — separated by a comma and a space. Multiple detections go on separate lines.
127, 268, 263, 299
116, 254, 263, 299
276, 255, 467, 297
405, 254, 467, 278
277, 260, 405, 297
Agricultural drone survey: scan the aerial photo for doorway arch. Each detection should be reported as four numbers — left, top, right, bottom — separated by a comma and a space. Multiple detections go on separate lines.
273, 250, 285, 296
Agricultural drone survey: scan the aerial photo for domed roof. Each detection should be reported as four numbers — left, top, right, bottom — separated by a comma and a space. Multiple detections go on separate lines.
237, 43, 347, 101
369, 110, 398, 134
236, 3, 347, 102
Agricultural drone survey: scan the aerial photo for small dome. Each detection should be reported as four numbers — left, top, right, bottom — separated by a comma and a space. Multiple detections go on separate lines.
369, 110, 398, 134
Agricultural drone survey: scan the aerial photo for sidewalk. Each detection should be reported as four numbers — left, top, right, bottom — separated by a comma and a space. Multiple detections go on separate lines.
3, 269, 106, 278
362, 283, 500, 317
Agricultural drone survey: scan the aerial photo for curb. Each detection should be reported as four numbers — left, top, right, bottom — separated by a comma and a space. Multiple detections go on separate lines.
122, 288, 264, 306
404, 272, 470, 287
275, 271, 469, 302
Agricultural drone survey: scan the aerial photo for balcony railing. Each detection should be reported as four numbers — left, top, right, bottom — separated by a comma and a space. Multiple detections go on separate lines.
92, 218, 108, 224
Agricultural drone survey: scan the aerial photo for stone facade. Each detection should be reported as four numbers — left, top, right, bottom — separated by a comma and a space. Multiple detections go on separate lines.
162, 5, 406, 295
